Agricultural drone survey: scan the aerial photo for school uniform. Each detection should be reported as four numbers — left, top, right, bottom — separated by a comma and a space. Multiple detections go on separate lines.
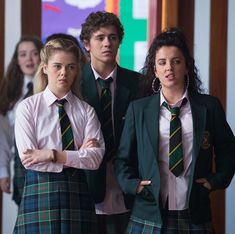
14, 87, 105, 233
115, 91, 235, 233
80, 63, 141, 233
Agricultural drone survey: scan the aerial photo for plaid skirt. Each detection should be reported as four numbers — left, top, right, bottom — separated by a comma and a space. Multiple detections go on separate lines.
14, 168, 97, 234
13, 144, 26, 206
127, 209, 215, 234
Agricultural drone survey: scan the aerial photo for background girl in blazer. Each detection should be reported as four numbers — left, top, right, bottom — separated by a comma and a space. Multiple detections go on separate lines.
114, 28, 235, 234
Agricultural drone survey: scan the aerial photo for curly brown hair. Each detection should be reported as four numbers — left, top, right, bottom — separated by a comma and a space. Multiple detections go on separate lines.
140, 27, 204, 97
80, 11, 124, 44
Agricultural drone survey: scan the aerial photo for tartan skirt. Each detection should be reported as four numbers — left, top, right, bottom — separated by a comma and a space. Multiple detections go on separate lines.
13, 144, 26, 206
127, 209, 215, 234
13, 168, 97, 234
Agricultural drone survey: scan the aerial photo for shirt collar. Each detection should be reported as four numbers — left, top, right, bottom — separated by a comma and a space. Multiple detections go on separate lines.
43, 86, 74, 107
91, 64, 117, 83
160, 89, 189, 108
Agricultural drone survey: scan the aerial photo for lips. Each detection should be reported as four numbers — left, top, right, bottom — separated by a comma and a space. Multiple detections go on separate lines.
102, 51, 112, 55
166, 73, 175, 79
26, 64, 34, 68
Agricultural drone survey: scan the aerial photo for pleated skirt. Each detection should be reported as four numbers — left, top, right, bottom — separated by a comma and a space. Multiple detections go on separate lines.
14, 168, 97, 234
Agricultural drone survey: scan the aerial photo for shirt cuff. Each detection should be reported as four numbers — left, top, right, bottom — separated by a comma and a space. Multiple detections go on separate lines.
0, 167, 10, 178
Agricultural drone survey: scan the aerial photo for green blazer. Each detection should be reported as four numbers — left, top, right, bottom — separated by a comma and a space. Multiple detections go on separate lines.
114, 92, 235, 225
80, 63, 141, 205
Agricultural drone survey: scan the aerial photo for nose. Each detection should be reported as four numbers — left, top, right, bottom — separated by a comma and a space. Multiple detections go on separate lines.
103, 36, 111, 46
165, 61, 173, 71
27, 53, 33, 61
60, 66, 67, 76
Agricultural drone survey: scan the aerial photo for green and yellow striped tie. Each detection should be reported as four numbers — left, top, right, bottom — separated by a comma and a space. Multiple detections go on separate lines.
57, 99, 75, 150
163, 101, 185, 177
98, 77, 115, 161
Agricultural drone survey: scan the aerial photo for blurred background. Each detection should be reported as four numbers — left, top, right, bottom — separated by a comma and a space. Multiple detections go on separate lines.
0, 0, 234, 233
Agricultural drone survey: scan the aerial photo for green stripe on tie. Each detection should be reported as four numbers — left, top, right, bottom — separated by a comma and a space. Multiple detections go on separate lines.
98, 77, 115, 161
57, 99, 75, 151
163, 101, 186, 177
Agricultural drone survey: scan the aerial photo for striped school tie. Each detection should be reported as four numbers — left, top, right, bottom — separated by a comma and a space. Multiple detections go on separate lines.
98, 77, 115, 161
163, 100, 186, 177
57, 99, 75, 150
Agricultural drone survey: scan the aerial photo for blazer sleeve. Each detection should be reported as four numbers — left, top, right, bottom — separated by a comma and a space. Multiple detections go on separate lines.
114, 102, 140, 195
207, 97, 235, 189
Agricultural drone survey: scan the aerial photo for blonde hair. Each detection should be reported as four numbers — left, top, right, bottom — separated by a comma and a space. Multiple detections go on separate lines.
34, 38, 82, 97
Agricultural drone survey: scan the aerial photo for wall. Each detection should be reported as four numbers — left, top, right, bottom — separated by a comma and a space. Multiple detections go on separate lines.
194, 1, 235, 234
2, 1, 20, 234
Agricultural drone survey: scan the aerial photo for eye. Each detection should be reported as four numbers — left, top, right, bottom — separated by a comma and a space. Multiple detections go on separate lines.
19, 52, 26, 58
172, 59, 181, 65
158, 60, 166, 66
32, 51, 39, 57
68, 65, 76, 70
109, 35, 118, 41
53, 64, 61, 69
95, 35, 104, 41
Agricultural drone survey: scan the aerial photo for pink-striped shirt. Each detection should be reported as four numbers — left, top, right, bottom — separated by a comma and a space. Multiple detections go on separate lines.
15, 87, 105, 172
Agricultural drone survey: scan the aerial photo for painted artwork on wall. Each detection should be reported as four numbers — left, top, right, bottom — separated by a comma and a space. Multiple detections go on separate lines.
42, 0, 148, 71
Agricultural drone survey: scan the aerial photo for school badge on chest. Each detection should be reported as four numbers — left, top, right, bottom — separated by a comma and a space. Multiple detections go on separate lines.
201, 131, 210, 149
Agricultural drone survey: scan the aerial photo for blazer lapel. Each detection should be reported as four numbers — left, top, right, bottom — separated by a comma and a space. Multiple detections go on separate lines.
144, 94, 160, 157
187, 93, 207, 199
113, 67, 131, 135
80, 63, 102, 116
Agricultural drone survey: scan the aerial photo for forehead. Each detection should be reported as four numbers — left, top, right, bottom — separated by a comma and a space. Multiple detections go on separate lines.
91, 25, 118, 37
48, 50, 77, 63
155, 46, 184, 59
18, 41, 37, 52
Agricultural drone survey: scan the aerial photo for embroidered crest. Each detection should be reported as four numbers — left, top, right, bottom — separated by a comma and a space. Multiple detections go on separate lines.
201, 131, 210, 149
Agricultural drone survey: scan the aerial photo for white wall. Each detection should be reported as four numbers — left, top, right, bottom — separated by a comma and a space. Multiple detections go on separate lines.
2, 1, 21, 234
194, 0, 211, 93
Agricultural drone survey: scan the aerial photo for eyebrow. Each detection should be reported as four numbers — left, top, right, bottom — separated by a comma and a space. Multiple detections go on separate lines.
157, 56, 181, 61
93, 33, 117, 37
18, 49, 38, 53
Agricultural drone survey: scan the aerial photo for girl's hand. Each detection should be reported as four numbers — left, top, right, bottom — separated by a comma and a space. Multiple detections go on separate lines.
196, 178, 212, 190
21, 149, 54, 167
80, 138, 100, 149
136, 180, 151, 194
0, 177, 11, 193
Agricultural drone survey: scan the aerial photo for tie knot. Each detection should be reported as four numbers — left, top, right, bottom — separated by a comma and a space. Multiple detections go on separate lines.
162, 101, 182, 117
98, 77, 113, 89
27, 82, 33, 91
57, 99, 67, 108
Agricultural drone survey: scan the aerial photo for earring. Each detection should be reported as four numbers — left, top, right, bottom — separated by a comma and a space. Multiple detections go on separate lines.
152, 77, 161, 94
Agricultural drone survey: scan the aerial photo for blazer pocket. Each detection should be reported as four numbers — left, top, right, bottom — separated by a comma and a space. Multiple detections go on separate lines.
138, 186, 155, 202
195, 183, 210, 205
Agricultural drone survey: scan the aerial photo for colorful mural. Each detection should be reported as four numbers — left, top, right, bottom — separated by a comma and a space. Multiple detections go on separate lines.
42, 0, 148, 71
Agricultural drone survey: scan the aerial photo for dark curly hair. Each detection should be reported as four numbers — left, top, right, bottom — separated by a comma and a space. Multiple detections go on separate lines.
140, 27, 203, 97
80, 11, 124, 44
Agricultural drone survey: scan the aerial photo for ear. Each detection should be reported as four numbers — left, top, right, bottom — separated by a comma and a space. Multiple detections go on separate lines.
83, 40, 90, 52
43, 64, 48, 74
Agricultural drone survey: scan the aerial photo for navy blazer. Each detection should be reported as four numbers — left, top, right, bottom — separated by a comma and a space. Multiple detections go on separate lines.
80, 63, 141, 205
114, 92, 235, 225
